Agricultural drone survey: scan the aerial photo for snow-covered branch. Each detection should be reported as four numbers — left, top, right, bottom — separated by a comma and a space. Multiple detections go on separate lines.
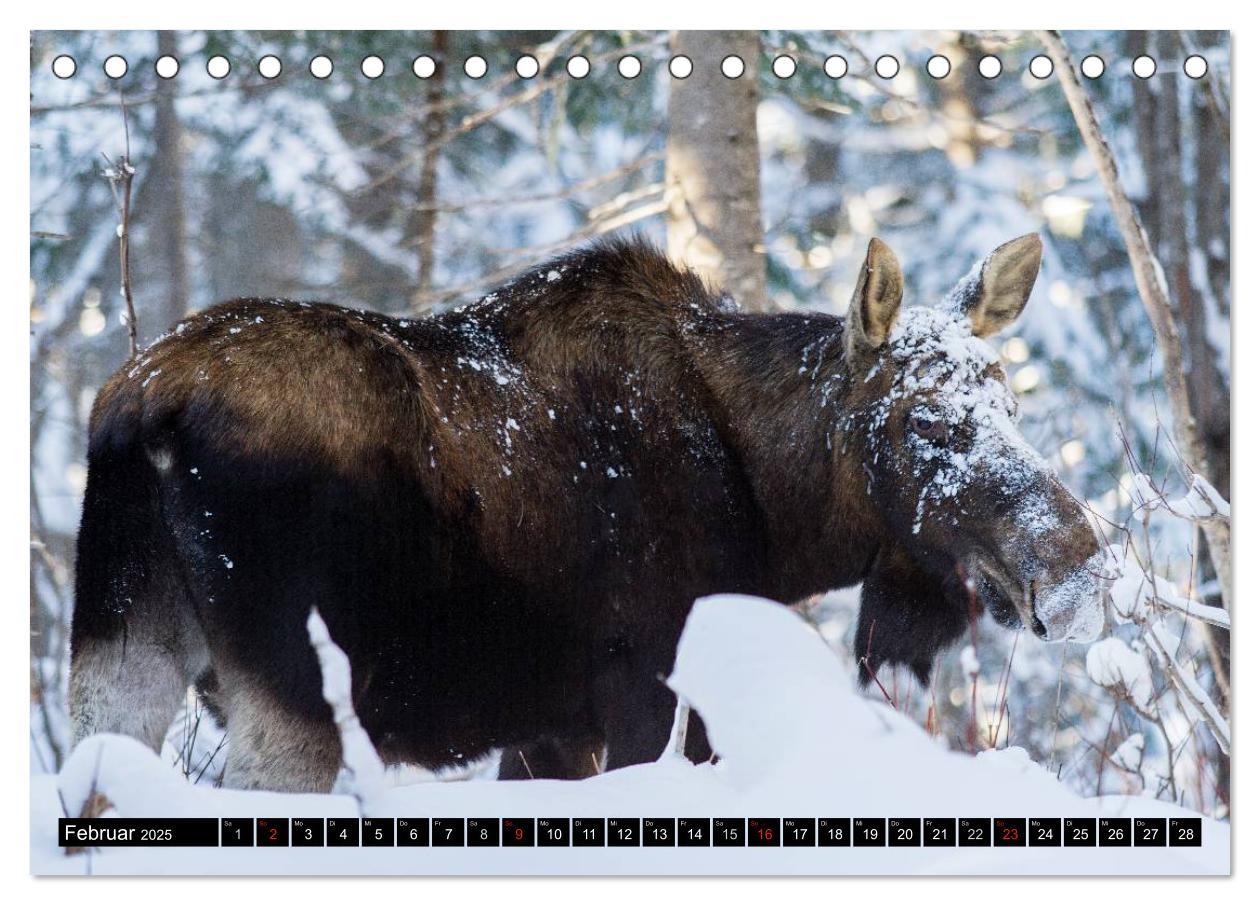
660, 697, 691, 761
100, 93, 139, 359
306, 608, 386, 812
1129, 472, 1230, 526
1108, 543, 1231, 631
1143, 624, 1230, 756
1094, 543, 1230, 760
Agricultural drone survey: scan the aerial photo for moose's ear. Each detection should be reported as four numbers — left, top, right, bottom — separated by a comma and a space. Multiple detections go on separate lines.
954, 233, 1043, 338
846, 238, 904, 358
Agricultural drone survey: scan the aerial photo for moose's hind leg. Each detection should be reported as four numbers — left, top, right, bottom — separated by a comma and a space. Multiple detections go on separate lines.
219, 672, 341, 793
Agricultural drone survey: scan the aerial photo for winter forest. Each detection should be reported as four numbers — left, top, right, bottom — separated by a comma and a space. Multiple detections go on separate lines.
29, 30, 1230, 873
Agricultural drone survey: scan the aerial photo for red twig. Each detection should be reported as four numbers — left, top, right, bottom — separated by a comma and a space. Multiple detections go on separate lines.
988, 631, 1020, 748
956, 562, 982, 752
860, 621, 896, 709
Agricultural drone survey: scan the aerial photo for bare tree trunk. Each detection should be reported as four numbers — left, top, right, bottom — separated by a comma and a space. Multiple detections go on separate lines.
1152, 33, 1230, 494
410, 30, 448, 312
150, 30, 190, 332
1150, 29, 1233, 814
1127, 32, 1231, 495
1178, 31, 1230, 143
1191, 38, 1230, 323
938, 34, 982, 168
1039, 30, 1231, 610
665, 30, 768, 310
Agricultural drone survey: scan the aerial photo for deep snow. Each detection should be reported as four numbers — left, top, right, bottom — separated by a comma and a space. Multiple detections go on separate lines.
32, 595, 1227, 875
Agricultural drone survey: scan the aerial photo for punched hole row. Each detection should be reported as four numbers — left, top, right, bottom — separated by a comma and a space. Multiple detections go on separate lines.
48, 51, 1213, 83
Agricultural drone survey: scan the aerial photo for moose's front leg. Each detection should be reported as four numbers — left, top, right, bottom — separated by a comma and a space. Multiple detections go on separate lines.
601, 675, 676, 771
591, 635, 714, 771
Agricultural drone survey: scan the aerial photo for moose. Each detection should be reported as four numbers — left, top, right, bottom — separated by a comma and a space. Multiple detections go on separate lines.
70, 234, 1106, 792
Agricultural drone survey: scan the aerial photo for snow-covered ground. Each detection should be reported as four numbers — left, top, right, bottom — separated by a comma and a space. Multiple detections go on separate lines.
32, 595, 1227, 876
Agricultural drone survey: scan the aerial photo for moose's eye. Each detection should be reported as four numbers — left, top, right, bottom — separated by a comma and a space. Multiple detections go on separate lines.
909, 411, 949, 444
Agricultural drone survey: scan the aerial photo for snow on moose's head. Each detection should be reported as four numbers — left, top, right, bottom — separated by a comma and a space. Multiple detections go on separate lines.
836, 235, 1106, 681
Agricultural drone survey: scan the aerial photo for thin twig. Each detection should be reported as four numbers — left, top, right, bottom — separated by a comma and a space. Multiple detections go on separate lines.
101, 90, 138, 358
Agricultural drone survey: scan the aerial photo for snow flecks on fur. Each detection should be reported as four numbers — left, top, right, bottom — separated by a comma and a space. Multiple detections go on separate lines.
943, 254, 986, 315
430, 302, 548, 481
449, 313, 524, 390
844, 307, 1105, 638
1033, 549, 1106, 641
867, 307, 1047, 536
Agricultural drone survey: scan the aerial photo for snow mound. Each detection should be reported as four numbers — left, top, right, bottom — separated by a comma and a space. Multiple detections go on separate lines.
36, 595, 1226, 875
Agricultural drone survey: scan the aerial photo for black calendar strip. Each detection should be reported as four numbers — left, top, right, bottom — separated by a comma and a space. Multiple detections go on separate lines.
59, 816, 1205, 848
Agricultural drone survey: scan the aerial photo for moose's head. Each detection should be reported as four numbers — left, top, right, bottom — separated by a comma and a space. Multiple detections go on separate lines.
836, 234, 1106, 684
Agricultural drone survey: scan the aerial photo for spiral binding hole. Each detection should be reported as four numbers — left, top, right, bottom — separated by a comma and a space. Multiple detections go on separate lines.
977, 55, 1002, 79
207, 55, 231, 79
515, 55, 540, 79
412, 55, 436, 79
258, 55, 282, 79
309, 55, 333, 80
51, 54, 76, 79
823, 55, 848, 79
926, 55, 951, 79
154, 55, 179, 79
102, 55, 127, 79
720, 55, 745, 79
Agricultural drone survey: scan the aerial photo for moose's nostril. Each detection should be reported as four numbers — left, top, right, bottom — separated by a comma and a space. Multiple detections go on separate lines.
1031, 613, 1048, 639
1026, 578, 1048, 638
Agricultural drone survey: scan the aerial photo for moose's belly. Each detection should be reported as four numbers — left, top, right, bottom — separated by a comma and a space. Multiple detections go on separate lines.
346, 583, 606, 770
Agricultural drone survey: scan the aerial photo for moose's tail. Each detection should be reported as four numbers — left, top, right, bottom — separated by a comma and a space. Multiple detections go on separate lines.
69, 381, 205, 753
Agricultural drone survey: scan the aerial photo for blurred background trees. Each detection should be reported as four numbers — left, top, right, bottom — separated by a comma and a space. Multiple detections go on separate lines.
30, 30, 1230, 814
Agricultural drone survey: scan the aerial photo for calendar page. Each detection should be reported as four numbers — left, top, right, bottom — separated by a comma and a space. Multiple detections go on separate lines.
28, 26, 1231, 877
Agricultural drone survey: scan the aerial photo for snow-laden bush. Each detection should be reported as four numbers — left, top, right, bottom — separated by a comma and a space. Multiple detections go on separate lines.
798, 452, 1230, 817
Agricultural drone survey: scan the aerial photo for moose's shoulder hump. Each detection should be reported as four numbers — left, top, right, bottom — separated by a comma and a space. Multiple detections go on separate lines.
567, 236, 720, 307
488, 236, 724, 320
